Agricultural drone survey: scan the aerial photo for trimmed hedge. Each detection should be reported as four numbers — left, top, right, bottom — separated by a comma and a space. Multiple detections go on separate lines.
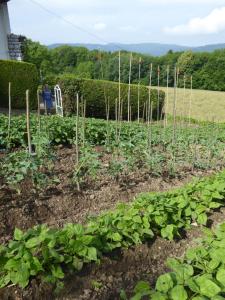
48, 74, 165, 119
0, 60, 38, 109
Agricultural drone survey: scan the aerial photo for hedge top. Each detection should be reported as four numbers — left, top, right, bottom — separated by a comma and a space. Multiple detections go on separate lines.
0, 59, 38, 109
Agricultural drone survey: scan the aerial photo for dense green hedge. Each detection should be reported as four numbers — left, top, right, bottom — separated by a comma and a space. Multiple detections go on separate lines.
0, 60, 38, 109
48, 74, 165, 119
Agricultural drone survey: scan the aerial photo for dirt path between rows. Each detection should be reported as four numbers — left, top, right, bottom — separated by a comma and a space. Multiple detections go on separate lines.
0, 147, 224, 300
0, 146, 218, 244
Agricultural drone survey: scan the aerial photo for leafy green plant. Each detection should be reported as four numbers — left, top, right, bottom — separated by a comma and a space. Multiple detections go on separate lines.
0, 148, 54, 194
0, 169, 225, 290
72, 145, 101, 190
129, 222, 225, 300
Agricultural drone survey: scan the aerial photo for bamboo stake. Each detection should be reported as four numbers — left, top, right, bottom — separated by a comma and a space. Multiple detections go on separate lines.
189, 75, 193, 126
37, 90, 41, 131
81, 96, 86, 147
182, 74, 186, 126
164, 66, 169, 127
115, 98, 118, 142
137, 57, 141, 123
127, 53, 132, 122
7, 82, 11, 147
172, 66, 177, 145
142, 102, 146, 121
157, 65, 160, 123
99, 51, 108, 121
148, 63, 153, 152
118, 51, 121, 122
26, 90, 32, 154
76, 93, 79, 166
74, 93, 80, 191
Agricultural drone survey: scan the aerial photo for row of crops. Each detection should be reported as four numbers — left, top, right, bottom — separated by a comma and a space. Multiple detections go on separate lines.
0, 168, 225, 293
129, 221, 225, 300
0, 114, 225, 193
1, 114, 225, 299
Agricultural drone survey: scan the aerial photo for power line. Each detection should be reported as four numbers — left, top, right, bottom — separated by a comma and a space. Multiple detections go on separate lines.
27, 0, 123, 51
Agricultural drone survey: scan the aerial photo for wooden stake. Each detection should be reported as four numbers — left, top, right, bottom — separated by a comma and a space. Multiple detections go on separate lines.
118, 51, 121, 121
189, 75, 193, 126
26, 90, 32, 154
172, 66, 177, 145
137, 57, 141, 123
37, 90, 41, 131
147, 63, 153, 152
99, 51, 108, 121
76, 93, 79, 166
157, 65, 160, 123
7, 82, 11, 147
164, 65, 169, 127
182, 74, 186, 126
127, 53, 132, 122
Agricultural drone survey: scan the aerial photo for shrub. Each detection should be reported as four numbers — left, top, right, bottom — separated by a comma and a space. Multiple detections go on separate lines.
0, 60, 39, 109
47, 74, 165, 119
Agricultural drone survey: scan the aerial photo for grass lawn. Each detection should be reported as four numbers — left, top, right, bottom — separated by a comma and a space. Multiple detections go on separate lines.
160, 87, 225, 122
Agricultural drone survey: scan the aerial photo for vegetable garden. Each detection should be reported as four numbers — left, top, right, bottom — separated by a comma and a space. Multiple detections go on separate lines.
0, 109, 225, 299
1, 53, 225, 300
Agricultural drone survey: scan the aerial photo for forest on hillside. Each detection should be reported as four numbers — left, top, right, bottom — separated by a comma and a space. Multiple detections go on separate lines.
23, 39, 225, 91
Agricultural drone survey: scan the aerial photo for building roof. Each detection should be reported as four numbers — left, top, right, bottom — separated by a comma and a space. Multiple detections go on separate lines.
0, 0, 10, 3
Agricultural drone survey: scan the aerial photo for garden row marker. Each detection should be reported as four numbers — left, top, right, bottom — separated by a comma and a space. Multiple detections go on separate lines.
37, 90, 41, 131
172, 66, 177, 146
127, 52, 132, 122
137, 57, 141, 123
147, 63, 153, 153
26, 90, 32, 154
7, 82, 11, 148
189, 75, 193, 126
118, 51, 121, 122
54, 85, 64, 117
157, 65, 160, 123
76, 93, 80, 191
164, 65, 169, 128
99, 51, 109, 121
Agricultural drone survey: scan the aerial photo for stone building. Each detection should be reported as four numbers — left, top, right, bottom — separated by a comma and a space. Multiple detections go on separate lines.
0, 0, 24, 60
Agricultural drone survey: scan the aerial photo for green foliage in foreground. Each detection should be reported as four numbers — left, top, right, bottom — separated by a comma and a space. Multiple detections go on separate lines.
129, 222, 225, 300
0, 170, 225, 290
0, 60, 38, 109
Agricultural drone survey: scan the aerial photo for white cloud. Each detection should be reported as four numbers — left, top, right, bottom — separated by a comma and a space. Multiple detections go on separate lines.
119, 25, 137, 32
93, 23, 106, 31
164, 6, 225, 35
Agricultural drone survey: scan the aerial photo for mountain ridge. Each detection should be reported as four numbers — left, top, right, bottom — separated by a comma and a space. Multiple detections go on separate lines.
48, 42, 225, 56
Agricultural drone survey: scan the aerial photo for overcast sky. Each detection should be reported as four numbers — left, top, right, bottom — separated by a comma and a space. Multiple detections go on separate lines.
8, 0, 225, 46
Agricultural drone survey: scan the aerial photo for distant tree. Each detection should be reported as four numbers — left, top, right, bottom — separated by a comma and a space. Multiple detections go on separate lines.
23, 38, 50, 72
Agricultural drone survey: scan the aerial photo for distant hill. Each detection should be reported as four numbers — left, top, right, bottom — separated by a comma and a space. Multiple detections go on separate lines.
48, 42, 225, 56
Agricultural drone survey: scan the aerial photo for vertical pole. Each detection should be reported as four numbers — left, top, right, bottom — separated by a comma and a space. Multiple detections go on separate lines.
26, 90, 32, 154
37, 90, 41, 130
183, 74, 186, 125
138, 57, 141, 123
164, 65, 169, 127
148, 63, 153, 153
127, 52, 132, 122
147, 64, 153, 125
157, 65, 160, 123
7, 82, 11, 147
172, 66, 177, 145
76, 93, 79, 166
118, 51, 121, 122
189, 75, 193, 126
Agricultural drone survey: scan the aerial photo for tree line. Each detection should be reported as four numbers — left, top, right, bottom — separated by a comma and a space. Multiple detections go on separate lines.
23, 39, 225, 91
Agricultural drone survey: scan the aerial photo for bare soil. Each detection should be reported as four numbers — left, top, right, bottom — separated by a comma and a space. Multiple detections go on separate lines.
0, 146, 224, 300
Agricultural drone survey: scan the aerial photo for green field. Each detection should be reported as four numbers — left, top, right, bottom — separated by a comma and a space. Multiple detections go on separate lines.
161, 87, 225, 123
